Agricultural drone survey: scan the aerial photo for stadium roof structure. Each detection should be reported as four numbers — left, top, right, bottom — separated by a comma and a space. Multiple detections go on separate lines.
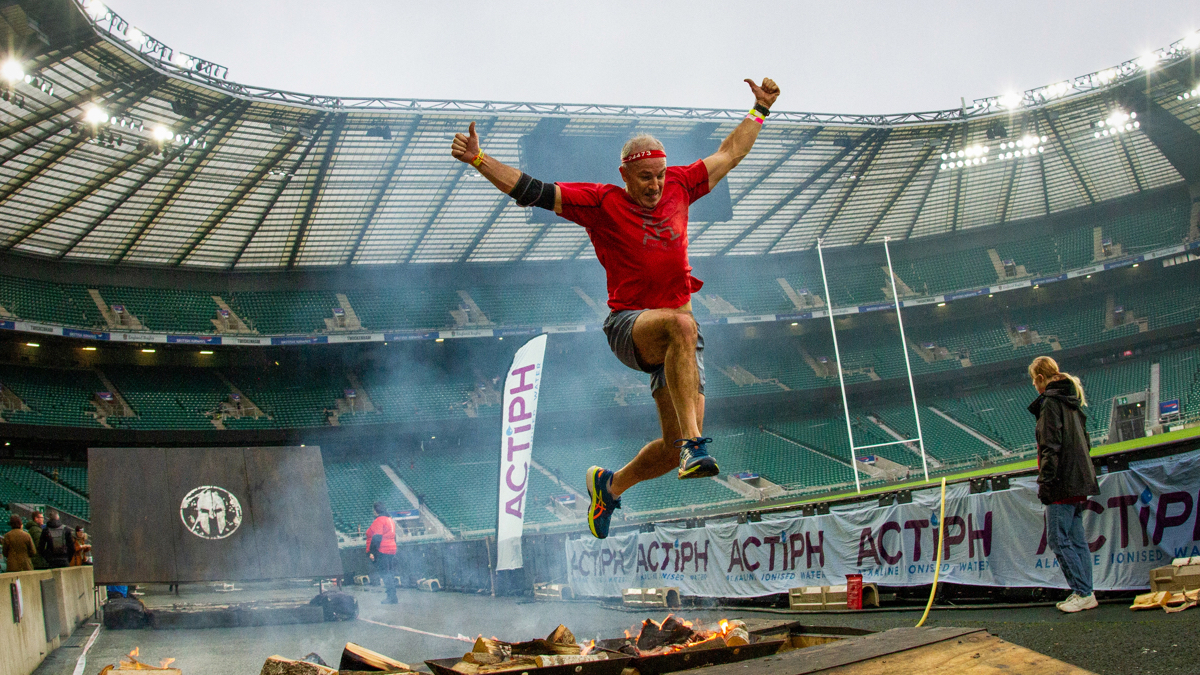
1, 0, 1199, 270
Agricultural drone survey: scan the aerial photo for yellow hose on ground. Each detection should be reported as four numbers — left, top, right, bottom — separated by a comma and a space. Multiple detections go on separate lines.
916, 477, 947, 628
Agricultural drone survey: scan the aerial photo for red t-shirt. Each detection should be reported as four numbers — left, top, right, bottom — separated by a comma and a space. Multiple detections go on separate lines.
557, 160, 711, 312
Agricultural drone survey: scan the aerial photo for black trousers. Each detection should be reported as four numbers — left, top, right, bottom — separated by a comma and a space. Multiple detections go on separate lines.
373, 553, 398, 599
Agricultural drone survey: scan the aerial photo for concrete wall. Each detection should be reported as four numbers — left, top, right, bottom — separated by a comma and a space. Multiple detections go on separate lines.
0, 566, 95, 675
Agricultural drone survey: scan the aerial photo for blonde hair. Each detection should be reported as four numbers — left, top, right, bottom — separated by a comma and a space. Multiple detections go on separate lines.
1028, 356, 1088, 407
620, 134, 664, 162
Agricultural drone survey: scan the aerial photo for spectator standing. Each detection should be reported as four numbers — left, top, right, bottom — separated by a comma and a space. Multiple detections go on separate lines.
364, 502, 399, 605
3, 514, 37, 572
71, 526, 92, 566
25, 511, 47, 569
1028, 356, 1101, 613
38, 511, 74, 569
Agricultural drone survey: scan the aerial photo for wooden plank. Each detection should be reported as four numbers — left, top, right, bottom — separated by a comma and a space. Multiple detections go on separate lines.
243, 446, 342, 579
90, 447, 180, 584
693, 627, 983, 675
818, 631, 1094, 674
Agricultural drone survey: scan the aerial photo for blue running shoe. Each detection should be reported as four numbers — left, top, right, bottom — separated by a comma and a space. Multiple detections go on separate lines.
676, 437, 719, 478
586, 466, 621, 539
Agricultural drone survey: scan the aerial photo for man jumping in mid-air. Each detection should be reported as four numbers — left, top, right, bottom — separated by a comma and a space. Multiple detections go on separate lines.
451, 78, 780, 538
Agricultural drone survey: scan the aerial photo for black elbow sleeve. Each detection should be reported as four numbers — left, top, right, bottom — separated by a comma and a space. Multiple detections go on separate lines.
509, 173, 556, 210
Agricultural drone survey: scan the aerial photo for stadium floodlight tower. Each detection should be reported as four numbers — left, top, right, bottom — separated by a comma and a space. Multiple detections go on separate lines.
816, 236, 928, 493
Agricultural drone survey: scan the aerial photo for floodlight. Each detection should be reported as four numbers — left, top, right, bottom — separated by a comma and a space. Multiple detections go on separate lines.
171, 52, 194, 70
1185, 32, 1200, 50
84, 0, 107, 20
83, 104, 109, 125
152, 125, 173, 141
1137, 53, 1158, 70
1, 59, 24, 83
1000, 92, 1022, 109
125, 27, 147, 49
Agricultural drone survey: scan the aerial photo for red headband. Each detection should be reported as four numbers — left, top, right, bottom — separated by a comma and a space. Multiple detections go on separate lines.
622, 149, 667, 164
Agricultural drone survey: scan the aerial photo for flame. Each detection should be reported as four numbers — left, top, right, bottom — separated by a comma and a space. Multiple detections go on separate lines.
160, 658, 176, 668
630, 616, 741, 656
129, 647, 140, 658
580, 640, 596, 656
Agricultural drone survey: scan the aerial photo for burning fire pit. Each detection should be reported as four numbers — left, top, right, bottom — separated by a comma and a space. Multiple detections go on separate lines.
425, 625, 632, 675
596, 616, 785, 675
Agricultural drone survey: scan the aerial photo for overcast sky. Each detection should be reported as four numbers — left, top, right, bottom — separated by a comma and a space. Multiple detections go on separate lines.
105, 1, 1198, 114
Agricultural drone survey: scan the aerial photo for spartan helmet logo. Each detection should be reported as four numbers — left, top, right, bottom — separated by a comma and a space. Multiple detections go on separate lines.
180, 486, 243, 540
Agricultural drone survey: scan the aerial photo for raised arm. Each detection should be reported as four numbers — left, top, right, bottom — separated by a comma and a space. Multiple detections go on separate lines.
703, 78, 781, 190
451, 122, 562, 213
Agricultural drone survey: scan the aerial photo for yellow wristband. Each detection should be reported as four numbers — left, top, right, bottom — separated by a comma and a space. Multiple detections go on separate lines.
471, 151, 485, 168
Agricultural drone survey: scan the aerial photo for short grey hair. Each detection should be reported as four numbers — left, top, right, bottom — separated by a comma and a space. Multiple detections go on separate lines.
620, 134, 665, 162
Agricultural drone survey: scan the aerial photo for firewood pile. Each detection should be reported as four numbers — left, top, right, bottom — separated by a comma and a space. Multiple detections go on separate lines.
448, 625, 606, 674
98, 647, 180, 673
258, 616, 754, 675
608, 616, 750, 656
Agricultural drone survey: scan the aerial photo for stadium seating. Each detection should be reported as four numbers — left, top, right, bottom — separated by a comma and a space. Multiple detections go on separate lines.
94, 286, 219, 333
224, 368, 343, 429
323, 462, 411, 535
870, 405, 998, 466
104, 367, 228, 430
39, 466, 88, 497
227, 290, 340, 335
391, 451, 500, 533
0, 465, 89, 520
0, 364, 105, 428
0, 275, 100, 328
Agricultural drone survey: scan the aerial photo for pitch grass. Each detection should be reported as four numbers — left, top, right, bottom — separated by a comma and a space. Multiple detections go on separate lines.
767, 425, 1200, 508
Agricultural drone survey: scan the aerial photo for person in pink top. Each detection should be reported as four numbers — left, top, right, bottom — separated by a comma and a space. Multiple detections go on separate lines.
451, 78, 780, 538
364, 502, 399, 604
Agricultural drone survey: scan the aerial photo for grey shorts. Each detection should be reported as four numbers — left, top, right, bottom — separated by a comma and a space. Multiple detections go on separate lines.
602, 310, 705, 396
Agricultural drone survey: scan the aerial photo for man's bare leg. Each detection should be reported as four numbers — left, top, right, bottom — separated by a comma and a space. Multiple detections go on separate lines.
611, 389, 706, 497
629, 309, 702, 438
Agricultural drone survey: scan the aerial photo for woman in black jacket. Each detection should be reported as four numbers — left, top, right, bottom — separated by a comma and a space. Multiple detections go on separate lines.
1029, 356, 1101, 613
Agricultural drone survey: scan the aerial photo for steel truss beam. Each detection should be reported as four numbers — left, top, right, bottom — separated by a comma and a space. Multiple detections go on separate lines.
345, 118, 420, 265
902, 129, 962, 239
811, 130, 891, 244
462, 197, 514, 263
755, 130, 883, 254
287, 112, 347, 268
402, 117, 495, 263
1043, 111, 1097, 205
172, 132, 306, 265
0, 74, 163, 216
115, 98, 250, 263
714, 133, 871, 256
230, 114, 333, 269
689, 127, 824, 244
856, 139, 935, 245
56, 97, 236, 259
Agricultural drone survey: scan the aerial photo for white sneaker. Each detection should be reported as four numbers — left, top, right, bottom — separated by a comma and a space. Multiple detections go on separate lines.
1055, 593, 1079, 610
1059, 593, 1098, 613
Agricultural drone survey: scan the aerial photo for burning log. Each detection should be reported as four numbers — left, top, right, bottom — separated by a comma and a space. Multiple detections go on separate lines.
635, 616, 694, 652
260, 655, 337, 675
340, 643, 415, 672
450, 625, 587, 673
721, 621, 749, 647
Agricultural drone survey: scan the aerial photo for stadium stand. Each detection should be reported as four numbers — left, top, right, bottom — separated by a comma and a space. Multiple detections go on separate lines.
0, 465, 89, 520
93, 287, 220, 333
38, 466, 88, 498
227, 290, 341, 335
323, 462, 411, 536
0, 275, 101, 328
105, 367, 228, 430
0, 364, 105, 428
224, 368, 342, 429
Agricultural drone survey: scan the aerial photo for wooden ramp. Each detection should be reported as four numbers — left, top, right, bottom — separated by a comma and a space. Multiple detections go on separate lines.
698, 626, 1092, 675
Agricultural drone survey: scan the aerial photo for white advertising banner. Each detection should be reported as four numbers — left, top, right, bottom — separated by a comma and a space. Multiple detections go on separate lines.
566, 450, 1200, 596
496, 334, 548, 571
